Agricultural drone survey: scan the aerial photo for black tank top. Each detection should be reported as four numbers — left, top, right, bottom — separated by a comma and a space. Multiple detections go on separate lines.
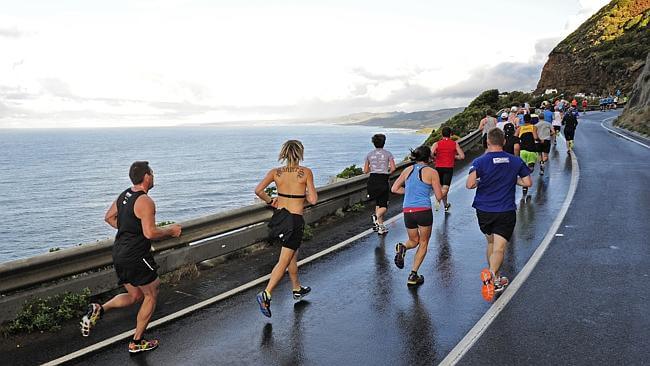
113, 188, 151, 264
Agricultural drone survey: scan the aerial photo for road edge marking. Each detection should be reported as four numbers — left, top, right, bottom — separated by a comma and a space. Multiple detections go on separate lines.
601, 117, 650, 149
43, 172, 469, 365
438, 145, 580, 366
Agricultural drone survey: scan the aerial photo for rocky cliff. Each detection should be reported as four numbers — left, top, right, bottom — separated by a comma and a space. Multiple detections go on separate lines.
615, 52, 650, 135
536, 0, 650, 95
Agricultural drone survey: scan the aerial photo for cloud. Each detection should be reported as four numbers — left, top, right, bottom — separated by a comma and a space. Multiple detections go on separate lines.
0, 26, 28, 38
429, 37, 561, 101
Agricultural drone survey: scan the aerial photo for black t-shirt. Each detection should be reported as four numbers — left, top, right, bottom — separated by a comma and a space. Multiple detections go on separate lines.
504, 135, 520, 155
112, 188, 152, 264
563, 114, 578, 131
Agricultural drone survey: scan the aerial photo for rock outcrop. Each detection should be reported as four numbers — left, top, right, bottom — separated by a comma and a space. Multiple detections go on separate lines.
616, 52, 650, 135
536, 0, 650, 95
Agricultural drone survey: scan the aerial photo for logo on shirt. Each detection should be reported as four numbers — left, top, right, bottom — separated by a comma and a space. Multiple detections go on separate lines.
492, 157, 510, 164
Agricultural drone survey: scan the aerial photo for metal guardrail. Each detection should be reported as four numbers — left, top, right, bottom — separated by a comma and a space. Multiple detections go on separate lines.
0, 128, 481, 321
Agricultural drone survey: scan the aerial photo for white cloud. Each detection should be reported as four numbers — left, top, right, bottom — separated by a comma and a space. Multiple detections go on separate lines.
0, 1, 611, 128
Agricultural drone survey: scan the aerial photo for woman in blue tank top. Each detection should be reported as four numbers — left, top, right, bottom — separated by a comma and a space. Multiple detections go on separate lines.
391, 145, 443, 286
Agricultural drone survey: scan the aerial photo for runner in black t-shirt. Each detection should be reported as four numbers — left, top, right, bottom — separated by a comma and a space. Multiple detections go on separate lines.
81, 161, 181, 354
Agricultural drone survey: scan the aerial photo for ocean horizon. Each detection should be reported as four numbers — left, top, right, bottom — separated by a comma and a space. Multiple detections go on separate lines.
0, 124, 425, 263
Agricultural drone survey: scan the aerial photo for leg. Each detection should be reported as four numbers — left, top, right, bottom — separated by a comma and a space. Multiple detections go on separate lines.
287, 249, 301, 290
411, 225, 432, 272
485, 234, 494, 265
133, 278, 160, 340
441, 185, 449, 207
404, 228, 420, 250
376, 206, 387, 225
102, 283, 144, 311
488, 234, 508, 277
264, 247, 296, 295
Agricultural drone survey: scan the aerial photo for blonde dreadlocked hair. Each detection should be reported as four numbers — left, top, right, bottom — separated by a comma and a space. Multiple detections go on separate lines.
278, 140, 304, 167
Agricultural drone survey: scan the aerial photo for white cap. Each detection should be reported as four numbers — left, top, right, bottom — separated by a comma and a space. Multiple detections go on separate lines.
511, 106, 518, 112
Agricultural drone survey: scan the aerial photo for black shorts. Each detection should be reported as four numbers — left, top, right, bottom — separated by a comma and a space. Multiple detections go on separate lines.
367, 173, 390, 208
476, 209, 516, 242
482, 134, 488, 148
553, 126, 561, 132
435, 167, 454, 186
404, 209, 433, 229
564, 129, 575, 140
114, 255, 159, 287
537, 140, 551, 154
283, 214, 305, 251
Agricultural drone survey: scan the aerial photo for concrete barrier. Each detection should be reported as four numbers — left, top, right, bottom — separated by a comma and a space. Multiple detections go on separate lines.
0, 129, 482, 322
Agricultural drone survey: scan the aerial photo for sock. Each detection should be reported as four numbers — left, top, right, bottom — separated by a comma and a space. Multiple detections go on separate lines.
265, 290, 271, 299
410, 271, 417, 276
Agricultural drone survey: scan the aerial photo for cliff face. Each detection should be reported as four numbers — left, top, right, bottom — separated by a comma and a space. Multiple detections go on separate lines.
536, 0, 650, 95
616, 52, 650, 135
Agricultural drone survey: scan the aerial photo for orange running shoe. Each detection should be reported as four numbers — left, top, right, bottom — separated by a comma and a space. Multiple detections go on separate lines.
481, 268, 495, 302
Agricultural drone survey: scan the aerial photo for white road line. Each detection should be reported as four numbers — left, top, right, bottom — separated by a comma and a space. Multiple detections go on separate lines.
601, 117, 650, 149
43, 169, 470, 365
438, 146, 580, 366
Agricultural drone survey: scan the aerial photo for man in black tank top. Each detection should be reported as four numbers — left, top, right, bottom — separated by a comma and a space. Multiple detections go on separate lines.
80, 161, 181, 354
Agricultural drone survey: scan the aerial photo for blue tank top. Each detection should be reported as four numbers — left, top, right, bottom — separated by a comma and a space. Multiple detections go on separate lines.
403, 164, 433, 209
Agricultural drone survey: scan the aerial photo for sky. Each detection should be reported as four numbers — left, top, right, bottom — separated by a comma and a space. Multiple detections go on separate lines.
0, 0, 610, 128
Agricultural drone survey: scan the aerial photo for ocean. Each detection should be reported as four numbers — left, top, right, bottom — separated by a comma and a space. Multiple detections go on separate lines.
0, 124, 424, 263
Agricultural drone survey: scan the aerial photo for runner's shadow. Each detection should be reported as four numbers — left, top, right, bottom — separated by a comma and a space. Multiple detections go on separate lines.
435, 218, 454, 288
396, 290, 438, 366
373, 238, 393, 314
129, 353, 153, 365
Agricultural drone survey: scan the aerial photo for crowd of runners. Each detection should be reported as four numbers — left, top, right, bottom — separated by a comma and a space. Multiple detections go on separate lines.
78, 101, 583, 353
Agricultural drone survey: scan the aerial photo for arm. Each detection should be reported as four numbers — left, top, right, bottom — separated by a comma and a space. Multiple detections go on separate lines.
533, 126, 540, 142
517, 175, 533, 187
455, 144, 465, 160
427, 168, 444, 201
391, 167, 411, 195
305, 168, 318, 205
514, 143, 521, 157
477, 118, 485, 131
135, 195, 181, 240
466, 170, 478, 189
254, 169, 277, 206
104, 201, 118, 229
363, 159, 370, 174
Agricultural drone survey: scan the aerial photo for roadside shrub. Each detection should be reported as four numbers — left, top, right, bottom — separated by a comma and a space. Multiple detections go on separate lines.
3, 288, 91, 334
336, 164, 363, 179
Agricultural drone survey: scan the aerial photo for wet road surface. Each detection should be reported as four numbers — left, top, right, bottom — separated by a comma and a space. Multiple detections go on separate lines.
73, 134, 574, 365
461, 110, 650, 365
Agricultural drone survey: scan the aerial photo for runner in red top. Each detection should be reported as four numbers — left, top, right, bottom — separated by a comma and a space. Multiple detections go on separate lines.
431, 126, 465, 213
582, 99, 588, 113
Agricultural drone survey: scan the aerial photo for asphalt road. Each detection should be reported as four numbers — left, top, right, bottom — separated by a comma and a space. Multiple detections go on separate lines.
71, 128, 574, 365
460, 110, 650, 365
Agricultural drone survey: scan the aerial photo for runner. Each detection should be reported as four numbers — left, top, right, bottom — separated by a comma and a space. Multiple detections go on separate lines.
517, 114, 539, 198
563, 107, 579, 154
81, 161, 182, 354
478, 109, 497, 149
254, 140, 318, 317
391, 145, 443, 286
503, 123, 520, 156
363, 134, 396, 235
535, 113, 554, 175
582, 98, 588, 113
431, 127, 465, 213
552, 106, 562, 145
466, 128, 532, 301
496, 112, 509, 130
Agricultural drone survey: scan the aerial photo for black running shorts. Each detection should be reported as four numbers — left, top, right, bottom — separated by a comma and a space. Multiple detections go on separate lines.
482, 134, 488, 149
475, 209, 516, 242
404, 209, 433, 229
283, 214, 305, 251
435, 167, 454, 186
367, 173, 390, 208
564, 129, 575, 140
537, 140, 551, 154
114, 255, 159, 287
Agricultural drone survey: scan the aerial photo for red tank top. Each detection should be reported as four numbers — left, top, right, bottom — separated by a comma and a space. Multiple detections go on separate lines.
434, 138, 456, 168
